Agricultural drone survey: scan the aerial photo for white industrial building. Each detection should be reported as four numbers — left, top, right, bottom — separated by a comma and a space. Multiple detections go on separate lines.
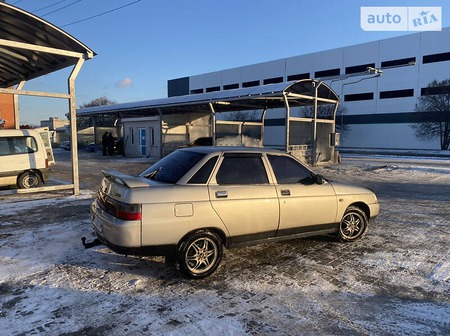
168, 27, 450, 150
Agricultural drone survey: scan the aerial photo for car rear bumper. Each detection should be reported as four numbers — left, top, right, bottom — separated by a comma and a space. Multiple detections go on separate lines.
91, 200, 176, 256
91, 200, 141, 248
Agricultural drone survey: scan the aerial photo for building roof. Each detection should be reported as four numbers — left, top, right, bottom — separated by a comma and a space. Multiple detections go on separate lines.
77, 79, 340, 117
0, 2, 95, 88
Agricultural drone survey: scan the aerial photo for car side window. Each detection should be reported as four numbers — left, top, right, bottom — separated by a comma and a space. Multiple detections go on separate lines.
188, 156, 218, 184
268, 154, 313, 184
216, 154, 269, 185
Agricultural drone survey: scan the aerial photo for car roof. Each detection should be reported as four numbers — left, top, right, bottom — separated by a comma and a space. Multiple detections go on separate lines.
179, 146, 286, 155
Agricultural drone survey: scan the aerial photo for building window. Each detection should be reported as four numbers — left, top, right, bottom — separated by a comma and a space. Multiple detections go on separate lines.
242, 80, 260, 88
421, 86, 450, 96
314, 68, 340, 78
130, 128, 134, 145
381, 57, 416, 68
379, 89, 414, 99
167, 77, 189, 97
423, 52, 450, 64
344, 92, 374, 102
206, 86, 220, 93
263, 77, 283, 85
150, 128, 155, 146
287, 73, 310, 81
190, 88, 204, 94
345, 63, 375, 74
223, 83, 239, 90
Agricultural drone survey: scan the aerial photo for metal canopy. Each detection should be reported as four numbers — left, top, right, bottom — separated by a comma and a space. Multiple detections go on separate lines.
78, 79, 340, 166
77, 79, 339, 117
0, 3, 95, 88
0, 2, 95, 195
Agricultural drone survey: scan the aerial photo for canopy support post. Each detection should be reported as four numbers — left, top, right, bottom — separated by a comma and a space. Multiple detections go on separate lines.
157, 108, 163, 158
209, 103, 216, 146
282, 94, 290, 152
68, 57, 85, 195
312, 82, 318, 166
261, 108, 267, 146
13, 81, 25, 129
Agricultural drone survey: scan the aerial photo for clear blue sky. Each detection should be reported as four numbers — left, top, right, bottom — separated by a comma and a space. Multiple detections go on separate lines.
8, 0, 450, 125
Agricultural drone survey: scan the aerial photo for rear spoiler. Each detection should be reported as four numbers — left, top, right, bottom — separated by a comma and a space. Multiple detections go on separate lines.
102, 170, 150, 188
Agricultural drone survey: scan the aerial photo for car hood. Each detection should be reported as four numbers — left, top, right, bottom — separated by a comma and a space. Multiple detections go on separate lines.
328, 180, 374, 196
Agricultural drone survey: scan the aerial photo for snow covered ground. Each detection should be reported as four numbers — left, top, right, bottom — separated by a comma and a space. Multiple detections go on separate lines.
0, 152, 449, 335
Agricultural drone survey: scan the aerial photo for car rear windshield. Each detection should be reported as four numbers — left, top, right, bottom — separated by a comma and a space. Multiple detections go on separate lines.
140, 150, 206, 184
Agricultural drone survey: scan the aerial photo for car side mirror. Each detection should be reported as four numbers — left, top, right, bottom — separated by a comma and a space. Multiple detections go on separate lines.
315, 174, 324, 185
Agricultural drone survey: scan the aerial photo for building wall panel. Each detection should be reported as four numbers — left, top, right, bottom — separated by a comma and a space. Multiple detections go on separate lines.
175, 27, 450, 150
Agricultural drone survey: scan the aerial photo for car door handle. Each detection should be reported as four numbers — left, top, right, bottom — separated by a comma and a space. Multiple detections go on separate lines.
215, 191, 228, 198
281, 189, 291, 196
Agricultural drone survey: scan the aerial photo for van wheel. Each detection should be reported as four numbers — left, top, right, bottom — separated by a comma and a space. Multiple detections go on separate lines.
176, 230, 223, 279
17, 171, 42, 189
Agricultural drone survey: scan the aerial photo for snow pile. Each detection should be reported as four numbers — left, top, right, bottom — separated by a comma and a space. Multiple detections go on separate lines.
216, 135, 262, 147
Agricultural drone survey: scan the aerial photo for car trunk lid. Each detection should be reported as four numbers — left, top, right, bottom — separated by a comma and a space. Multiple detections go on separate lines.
98, 170, 161, 220
102, 169, 152, 188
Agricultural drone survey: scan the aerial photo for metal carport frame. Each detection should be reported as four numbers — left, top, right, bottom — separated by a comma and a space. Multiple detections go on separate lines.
78, 79, 340, 165
0, 3, 95, 195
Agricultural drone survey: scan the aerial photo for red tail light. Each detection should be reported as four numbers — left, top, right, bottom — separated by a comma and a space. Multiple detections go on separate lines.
45, 158, 48, 168
116, 203, 141, 220
97, 192, 141, 220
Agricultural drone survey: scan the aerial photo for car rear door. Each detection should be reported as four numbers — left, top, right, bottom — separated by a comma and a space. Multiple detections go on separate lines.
208, 153, 279, 244
267, 154, 338, 233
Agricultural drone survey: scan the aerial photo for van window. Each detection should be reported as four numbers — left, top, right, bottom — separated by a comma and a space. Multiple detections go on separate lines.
0, 138, 10, 155
0, 136, 38, 156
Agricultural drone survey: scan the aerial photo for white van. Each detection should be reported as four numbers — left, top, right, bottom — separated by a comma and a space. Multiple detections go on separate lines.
0, 128, 55, 189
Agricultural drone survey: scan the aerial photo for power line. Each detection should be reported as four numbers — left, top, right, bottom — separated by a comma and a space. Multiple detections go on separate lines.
41, 0, 82, 18
61, 0, 142, 28
32, 0, 69, 13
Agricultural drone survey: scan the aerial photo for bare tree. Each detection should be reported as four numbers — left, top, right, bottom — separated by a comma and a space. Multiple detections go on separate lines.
411, 79, 450, 150
225, 110, 259, 122
79, 97, 117, 108
298, 104, 350, 136
66, 96, 117, 128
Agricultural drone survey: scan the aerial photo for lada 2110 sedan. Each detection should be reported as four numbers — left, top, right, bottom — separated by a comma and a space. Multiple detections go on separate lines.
89, 147, 379, 279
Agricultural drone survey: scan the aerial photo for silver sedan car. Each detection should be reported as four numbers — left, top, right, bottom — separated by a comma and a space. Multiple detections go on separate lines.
90, 147, 379, 279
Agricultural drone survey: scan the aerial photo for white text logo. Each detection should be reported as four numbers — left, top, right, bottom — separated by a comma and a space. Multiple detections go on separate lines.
361, 7, 441, 31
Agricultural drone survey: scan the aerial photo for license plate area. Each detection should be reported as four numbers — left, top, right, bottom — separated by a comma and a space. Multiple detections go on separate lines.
91, 203, 104, 233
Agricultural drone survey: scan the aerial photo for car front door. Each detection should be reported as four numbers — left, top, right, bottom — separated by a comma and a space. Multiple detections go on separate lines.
208, 153, 279, 245
267, 154, 338, 235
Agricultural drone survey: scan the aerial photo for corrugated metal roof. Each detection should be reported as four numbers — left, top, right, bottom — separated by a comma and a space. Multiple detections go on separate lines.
0, 2, 95, 88
77, 79, 340, 116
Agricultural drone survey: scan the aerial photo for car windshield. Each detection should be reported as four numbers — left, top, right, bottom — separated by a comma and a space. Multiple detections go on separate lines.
140, 150, 206, 184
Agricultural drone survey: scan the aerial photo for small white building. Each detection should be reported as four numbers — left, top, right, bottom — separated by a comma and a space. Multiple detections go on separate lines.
121, 117, 161, 159
121, 113, 212, 159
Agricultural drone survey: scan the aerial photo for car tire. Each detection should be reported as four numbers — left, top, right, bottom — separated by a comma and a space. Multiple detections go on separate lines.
338, 206, 368, 242
17, 171, 42, 189
176, 230, 223, 279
